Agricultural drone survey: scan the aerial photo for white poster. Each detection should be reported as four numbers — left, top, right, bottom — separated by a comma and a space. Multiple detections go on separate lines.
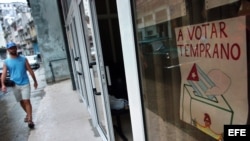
175, 16, 248, 140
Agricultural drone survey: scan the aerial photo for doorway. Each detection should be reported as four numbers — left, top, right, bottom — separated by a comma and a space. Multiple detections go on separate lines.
94, 0, 132, 140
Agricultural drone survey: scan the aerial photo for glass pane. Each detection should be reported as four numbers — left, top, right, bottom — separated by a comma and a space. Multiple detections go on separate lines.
67, 0, 72, 7
134, 0, 249, 141
82, 1, 108, 135
77, 1, 91, 107
80, 1, 95, 63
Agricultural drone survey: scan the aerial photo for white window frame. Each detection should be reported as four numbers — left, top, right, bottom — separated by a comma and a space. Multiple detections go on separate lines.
116, 0, 146, 141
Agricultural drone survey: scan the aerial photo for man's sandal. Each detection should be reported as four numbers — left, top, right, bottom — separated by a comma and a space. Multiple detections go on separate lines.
27, 119, 35, 129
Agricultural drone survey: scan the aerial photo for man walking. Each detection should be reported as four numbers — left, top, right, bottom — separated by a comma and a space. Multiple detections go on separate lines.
1, 42, 38, 129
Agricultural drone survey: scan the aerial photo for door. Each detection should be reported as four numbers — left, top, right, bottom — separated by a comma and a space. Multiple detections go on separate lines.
72, 17, 90, 107
67, 16, 90, 108
79, 1, 115, 140
66, 25, 80, 92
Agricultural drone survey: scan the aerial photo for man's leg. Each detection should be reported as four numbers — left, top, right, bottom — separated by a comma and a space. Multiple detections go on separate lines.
20, 100, 28, 122
13, 85, 32, 125
22, 100, 33, 120
22, 99, 34, 128
21, 84, 34, 128
20, 101, 26, 111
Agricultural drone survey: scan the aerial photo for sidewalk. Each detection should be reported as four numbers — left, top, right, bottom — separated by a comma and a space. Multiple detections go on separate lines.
28, 79, 102, 141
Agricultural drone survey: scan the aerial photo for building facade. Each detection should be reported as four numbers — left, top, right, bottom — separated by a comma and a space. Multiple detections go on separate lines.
29, 0, 250, 141
27, 0, 71, 83
0, 1, 38, 56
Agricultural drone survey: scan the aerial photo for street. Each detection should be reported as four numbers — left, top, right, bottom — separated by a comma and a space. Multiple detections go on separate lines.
0, 64, 46, 141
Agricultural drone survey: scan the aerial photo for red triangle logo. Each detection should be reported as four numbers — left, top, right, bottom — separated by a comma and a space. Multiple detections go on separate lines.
187, 63, 199, 81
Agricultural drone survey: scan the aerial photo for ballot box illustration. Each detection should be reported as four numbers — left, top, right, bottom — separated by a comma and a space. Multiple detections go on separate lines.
180, 63, 234, 137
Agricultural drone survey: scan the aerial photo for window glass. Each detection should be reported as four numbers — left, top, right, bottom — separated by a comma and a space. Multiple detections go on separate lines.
134, 0, 250, 141
60, 0, 71, 20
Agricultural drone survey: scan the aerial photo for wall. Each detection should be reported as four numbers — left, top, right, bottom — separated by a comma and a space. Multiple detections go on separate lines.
28, 0, 70, 83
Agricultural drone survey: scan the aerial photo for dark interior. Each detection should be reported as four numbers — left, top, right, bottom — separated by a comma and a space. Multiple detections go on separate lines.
95, 0, 128, 100
95, 0, 132, 140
